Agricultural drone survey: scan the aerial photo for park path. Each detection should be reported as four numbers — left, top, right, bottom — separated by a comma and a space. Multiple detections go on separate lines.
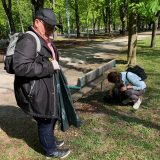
0, 31, 154, 107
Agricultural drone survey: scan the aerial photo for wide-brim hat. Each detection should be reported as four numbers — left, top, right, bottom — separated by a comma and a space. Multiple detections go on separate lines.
35, 8, 57, 27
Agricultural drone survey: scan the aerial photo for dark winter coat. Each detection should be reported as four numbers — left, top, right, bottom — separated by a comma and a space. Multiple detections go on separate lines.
13, 28, 60, 118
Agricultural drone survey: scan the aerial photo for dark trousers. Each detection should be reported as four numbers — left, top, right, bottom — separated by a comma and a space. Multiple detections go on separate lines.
34, 117, 57, 155
125, 89, 145, 103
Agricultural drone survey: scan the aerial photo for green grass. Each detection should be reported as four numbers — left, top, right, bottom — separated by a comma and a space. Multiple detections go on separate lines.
0, 36, 160, 160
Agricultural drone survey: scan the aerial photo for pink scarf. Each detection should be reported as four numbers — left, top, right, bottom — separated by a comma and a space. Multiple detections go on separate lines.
32, 27, 56, 59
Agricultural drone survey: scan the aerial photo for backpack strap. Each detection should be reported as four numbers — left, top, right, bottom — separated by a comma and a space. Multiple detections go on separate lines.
126, 72, 130, 83
26, 31, 41, 56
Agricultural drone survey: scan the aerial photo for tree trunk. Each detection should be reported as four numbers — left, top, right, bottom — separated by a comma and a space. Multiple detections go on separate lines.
1, 0, 16, 34
65, 0, 70, 37
107, 0, 112, 34
17, 0, 24, 33
102, 8, 107, 33
151, 17, 158, 48
158, 16, 160, 29
92, 12, 97, 36
85, 0, 89, 40
97, 17, 101, 33
104, 0, 112, 34
58, 12, 64, 34
119, 0, 127, 35
127, 11, 137, 66
31, 0, 44, 17
75, 0, 80, 38
86, 16, 89, 40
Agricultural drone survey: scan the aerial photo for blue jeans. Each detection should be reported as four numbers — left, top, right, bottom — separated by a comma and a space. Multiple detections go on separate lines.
34, 117, 57, 155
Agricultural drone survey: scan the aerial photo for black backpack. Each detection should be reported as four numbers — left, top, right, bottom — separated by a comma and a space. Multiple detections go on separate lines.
126, 65, 147, 80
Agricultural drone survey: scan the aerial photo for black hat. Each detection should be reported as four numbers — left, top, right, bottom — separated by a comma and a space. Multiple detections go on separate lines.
35, 8, 57, 26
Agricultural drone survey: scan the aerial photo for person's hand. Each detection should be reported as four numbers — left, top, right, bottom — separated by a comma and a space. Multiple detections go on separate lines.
126, 84, 133, 89
51, 59, 60, 70
120, 86, 127, 91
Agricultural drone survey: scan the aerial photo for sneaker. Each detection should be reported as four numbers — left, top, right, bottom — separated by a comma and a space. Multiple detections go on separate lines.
47, 148, 70, 159
133, 98, 142, 110
56, 140, 64, 147
122, 98, 131, 105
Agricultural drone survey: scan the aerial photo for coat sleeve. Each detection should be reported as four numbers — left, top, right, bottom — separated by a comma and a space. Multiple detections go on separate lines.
13, 34, 54, 78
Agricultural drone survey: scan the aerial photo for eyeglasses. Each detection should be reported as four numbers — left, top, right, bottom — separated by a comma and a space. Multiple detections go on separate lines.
40, 20, 56, 30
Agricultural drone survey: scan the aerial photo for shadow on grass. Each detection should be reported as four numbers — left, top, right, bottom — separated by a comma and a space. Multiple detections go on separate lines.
116, 59, 127, 64
0, 105, 44, 155
137, 42, 150, 48
77, 91, 160, 131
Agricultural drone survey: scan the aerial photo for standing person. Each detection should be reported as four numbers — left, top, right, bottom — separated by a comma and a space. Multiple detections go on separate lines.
107, 71, 146, 109
13, 8, 70, 158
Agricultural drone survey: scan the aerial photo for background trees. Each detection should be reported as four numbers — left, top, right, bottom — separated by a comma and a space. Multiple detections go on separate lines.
1, 0, 159, 38
0, 0, 160, 65
1, 0, 16, 34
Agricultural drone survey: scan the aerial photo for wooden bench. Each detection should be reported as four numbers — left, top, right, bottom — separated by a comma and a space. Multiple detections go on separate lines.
69, 59, 116, 101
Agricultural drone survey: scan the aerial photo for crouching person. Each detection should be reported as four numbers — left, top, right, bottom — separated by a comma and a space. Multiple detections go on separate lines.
107, 71, 146, 109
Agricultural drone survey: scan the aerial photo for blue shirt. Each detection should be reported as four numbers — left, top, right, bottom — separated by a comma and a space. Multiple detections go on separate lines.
121, 72, 147, 90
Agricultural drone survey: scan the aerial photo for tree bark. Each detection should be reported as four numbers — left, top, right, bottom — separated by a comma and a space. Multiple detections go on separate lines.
107, 0, 112, 34
85, 0, 89, 40
97, 17, 101, 32
151, 17, 158, 48
102, 8, 107, 33
119, 0, 127, 35
16, 0, 24, 33
75, 0, 80, 38
92, 12, 97, 36
1, 0, 16, 34
127, 11, 137, 66
31, 0, 44, 18
158, 16, 160, 29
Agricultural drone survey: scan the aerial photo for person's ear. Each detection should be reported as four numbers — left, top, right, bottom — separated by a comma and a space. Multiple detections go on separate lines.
34, 19, 40, 28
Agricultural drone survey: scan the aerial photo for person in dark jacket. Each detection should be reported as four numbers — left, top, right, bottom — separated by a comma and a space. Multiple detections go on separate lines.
13, 8, 70, 158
